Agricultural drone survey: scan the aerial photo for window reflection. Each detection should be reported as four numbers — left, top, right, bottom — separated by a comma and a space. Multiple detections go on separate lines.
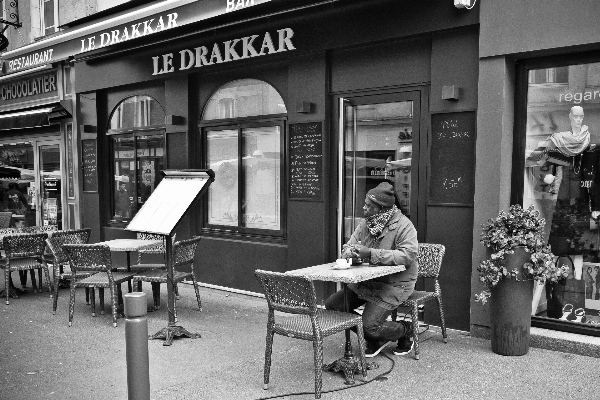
203, 79, 287, 120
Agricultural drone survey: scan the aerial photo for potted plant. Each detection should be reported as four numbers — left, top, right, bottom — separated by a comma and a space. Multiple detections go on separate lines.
475, 204, 569, 356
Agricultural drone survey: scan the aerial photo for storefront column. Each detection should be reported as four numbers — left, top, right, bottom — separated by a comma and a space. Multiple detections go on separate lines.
471, 55, 516, 334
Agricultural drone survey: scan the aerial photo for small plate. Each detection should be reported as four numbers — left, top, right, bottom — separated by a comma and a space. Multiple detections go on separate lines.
332, 264, 351, 270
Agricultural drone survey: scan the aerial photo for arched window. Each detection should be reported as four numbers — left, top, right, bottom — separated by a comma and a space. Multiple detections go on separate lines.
202, 79, 286, 120
200, 79, 286, 235
109, 95, 165, 130
108, 95, 165, 227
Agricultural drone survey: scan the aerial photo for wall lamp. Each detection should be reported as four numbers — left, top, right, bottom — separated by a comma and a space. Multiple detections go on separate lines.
454, 0, 477, 9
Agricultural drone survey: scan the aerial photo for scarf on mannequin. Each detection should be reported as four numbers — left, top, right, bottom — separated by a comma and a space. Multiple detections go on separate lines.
549, 125, 590, 156
366, 205, 397, 237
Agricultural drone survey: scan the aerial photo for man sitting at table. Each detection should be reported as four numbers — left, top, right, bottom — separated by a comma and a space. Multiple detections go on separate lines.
324, 182, 419, 357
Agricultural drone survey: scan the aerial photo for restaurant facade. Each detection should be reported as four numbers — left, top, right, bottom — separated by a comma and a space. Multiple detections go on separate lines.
5, 0, 600, 346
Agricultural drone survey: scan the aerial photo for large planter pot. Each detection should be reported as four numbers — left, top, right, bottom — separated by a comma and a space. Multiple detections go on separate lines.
489, 246, 534, 356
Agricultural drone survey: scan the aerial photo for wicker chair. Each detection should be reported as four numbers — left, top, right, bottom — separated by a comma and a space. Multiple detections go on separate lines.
0, 212, 12, 228
391, 243, 447, 360
45, 229, 92, 314
18, 225, 58, 287
136, 232, 175, 264
2, 232, 50, 305
132, 237, 202, 314
254, 269, 367, 399
63, 244, 136, 327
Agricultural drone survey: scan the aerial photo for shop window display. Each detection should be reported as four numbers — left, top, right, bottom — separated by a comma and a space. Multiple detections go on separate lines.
201, 79, 286, 235
524, 62, 600, 327
108, 95, 165, 226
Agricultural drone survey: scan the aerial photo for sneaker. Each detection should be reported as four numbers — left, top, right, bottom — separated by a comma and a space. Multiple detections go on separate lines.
364, 340, 389, 358
392, 337, 414, 356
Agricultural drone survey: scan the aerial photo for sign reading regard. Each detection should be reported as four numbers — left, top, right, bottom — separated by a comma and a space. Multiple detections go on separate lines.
152, 27, 295, 75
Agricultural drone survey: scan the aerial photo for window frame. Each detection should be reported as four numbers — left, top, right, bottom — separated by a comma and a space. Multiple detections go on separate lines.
199, 115, 287, 239
107, 128, 166, 226
513, 52, 600, 337
40, 0, 59, 36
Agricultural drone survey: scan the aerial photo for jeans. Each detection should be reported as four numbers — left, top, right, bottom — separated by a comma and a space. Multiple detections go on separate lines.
324, 287, 409, 342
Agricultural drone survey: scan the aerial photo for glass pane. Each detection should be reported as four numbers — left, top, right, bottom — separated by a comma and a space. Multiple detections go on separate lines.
343, 101, 413, 243
40, 145, 61, 229
524, 62, 600, 326
137, 135, 165, 206
207, 129, 238, 226
109, 95, 165, 130
112, 136, 134, 221
0, 143, 35, 228
242, 126, 281, 230
202, 79, 287, 120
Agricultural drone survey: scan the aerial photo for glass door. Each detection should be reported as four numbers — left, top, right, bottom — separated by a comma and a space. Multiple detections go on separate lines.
337, 92, 422, 251
37, 142, 62, 229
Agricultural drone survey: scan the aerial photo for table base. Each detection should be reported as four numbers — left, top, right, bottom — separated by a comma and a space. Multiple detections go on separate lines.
323, 356, 377, 385
149, 325, 201, 346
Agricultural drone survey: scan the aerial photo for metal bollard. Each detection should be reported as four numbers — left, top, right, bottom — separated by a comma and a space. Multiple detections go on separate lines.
124, 292, 150, 400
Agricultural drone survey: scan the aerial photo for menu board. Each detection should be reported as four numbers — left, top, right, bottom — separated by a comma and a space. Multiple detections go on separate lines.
429, 112, 476, 206
82, 139, 98, 192
289, 122, 323, 201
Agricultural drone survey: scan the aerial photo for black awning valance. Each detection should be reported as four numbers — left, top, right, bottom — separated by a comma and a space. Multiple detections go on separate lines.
0, 101, 72, 130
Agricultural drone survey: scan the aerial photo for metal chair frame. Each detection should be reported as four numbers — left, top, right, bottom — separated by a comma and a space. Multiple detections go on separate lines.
45, 228, 92, 314
2, 232, 50, 305
64, 243, 135, 327
132, 236, 202, 315
392, 243, 447, 360
255, 269, 367, 399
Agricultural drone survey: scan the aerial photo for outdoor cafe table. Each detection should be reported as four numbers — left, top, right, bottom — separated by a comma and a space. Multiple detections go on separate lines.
96, 238, 162, 292
286, 262, 406, 384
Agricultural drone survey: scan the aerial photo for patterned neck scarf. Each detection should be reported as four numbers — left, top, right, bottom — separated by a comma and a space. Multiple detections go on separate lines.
366, 205, 397, 237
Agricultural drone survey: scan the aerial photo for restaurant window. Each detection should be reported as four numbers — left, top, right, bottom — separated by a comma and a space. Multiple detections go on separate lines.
522, 61, 600, 333
40, 0, 58, 36
0, 142, 36, 228
200, 79, 286, 236
108, 95, 165, 227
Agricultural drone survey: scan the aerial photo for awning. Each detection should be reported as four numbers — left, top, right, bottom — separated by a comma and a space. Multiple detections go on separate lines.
0, 101, 72, 130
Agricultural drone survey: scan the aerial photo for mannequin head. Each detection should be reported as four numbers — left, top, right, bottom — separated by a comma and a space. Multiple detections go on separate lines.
569, 106, 585, 132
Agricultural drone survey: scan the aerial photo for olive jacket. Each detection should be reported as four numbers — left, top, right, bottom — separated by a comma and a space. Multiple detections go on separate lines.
345, 209, 419, 310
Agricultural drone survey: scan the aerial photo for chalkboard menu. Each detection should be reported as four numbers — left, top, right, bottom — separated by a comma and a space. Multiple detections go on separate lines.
289, 122, 323, 201
429, 111, 476, 206
82, 139, 98, 192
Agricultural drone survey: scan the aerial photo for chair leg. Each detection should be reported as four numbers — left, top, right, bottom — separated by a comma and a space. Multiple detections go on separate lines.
263, 327, 275, 390
90, 287, 96, 317
151, 282, 160, 309
5, 269, 10, 305
355, 322, 368, 378
52, 268, 60, 315
68, 281, 77, 326
190, 273, 202, 312
437, 295, 448, 343
19, 270, 27, 287
43, 264, 53, 296
410, 303, 420, 360
110, 284, 118, 328
312, 339, 324, 399
37, 268, 43, 293
30, 269, 37, 292
99, 288, 105, 315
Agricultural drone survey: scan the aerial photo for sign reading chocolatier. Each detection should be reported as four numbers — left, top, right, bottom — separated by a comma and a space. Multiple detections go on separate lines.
289, 122, 323, 201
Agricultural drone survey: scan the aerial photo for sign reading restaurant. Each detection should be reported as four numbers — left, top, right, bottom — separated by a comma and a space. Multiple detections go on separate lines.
2, 0, 273, 74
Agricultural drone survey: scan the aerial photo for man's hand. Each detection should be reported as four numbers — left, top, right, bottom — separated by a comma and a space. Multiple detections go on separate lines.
353, 244, 371, 259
